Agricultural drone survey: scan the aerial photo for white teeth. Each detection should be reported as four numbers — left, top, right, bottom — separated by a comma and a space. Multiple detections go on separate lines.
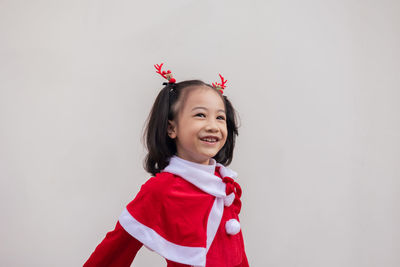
201, 137, 218, 142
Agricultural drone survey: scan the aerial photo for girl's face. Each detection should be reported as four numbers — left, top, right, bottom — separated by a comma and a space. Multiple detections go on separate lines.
168, 86, 227, 165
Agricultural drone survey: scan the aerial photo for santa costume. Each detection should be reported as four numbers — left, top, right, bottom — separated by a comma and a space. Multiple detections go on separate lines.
84, 156, 249, 266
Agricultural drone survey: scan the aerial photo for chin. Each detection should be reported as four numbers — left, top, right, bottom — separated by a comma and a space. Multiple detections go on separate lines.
201, 152, 219, 160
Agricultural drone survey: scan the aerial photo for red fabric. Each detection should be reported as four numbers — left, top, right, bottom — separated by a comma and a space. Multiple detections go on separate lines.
166, 206, 249, 266
126, 171, 215, 247
84, 222, 142, 267
164, 169, 249, 267
205, 201, 247, 266
84, 170, 249, 266
205, 169, 248, 267
84, 222, 249, 267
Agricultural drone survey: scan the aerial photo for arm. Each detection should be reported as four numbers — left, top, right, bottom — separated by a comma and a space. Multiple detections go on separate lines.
84, 221, 143, 267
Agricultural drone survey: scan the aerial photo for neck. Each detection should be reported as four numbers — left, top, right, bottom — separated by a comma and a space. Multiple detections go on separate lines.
175, 153, 211, 166
172, 155, 216, 174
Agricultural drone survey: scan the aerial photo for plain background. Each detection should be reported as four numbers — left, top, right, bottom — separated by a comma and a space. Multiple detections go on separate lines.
1, 0, 399, 266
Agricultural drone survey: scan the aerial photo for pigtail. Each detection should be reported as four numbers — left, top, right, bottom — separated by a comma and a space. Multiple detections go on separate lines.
144, 85, 176, 175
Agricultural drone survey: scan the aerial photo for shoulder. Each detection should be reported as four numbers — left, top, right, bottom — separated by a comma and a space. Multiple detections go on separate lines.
125, 171, 214, 220
135, 171, 211, 200
139, 172, 174, 192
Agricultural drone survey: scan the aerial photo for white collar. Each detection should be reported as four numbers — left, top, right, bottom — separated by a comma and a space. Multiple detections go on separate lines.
162, 155, 237, 198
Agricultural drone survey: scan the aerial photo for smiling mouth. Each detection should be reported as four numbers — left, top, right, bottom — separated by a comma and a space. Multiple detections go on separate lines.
200, 136, 219, 143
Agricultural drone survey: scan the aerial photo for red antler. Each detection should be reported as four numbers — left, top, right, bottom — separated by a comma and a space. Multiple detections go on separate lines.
218, 74, 227, 89
212, 73, 228, 94
154, 63, 166, 79
154, 63, 176, 83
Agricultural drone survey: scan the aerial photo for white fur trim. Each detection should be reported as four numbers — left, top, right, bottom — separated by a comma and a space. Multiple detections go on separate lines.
225, 219, 241, 235
216, 163, 238, 179
224, 192, 235, 207
163, 156, 228, 198
206, 198, 224, 251
119, 208, 206, 266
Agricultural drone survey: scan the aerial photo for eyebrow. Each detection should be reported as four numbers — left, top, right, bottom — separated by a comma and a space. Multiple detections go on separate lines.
191, 106, 226, 113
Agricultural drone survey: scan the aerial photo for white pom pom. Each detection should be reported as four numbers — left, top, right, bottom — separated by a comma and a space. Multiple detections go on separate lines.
225, 219, 241, 235
224, 193, 235, 207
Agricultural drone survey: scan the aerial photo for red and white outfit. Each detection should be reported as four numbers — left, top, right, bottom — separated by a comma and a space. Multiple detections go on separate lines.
85, 156, 249, 266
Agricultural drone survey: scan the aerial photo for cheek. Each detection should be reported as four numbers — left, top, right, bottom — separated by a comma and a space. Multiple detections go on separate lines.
221, 126, 228, 143
222, 124, 228, 137
179, 124, 200, 140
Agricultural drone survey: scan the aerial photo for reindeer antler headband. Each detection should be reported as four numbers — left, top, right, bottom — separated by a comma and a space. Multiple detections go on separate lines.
154, 63, 176, 84
154, 63, 228, 94
212, 74, 228, 94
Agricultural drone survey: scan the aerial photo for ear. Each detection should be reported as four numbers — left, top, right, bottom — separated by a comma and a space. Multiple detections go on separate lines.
167, 120, 177, 139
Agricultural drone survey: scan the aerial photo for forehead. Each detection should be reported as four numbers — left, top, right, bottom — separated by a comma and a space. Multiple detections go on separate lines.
182, 86, 225, 111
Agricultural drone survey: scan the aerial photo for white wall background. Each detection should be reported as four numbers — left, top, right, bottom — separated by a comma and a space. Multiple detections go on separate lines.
1, 0, 399, 266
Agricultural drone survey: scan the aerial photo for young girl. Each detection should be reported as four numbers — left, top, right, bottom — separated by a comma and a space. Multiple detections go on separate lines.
84, 64, 249, 267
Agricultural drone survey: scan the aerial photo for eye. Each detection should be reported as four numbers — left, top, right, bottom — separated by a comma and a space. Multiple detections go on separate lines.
195, 113, 206, 118
217, 115, 226, 120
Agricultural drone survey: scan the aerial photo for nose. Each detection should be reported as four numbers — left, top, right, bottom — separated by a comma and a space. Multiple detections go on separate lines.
205, 118, 219, 132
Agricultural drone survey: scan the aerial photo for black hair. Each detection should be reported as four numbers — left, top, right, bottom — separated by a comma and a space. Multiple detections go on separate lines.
143, 80, 239, 176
